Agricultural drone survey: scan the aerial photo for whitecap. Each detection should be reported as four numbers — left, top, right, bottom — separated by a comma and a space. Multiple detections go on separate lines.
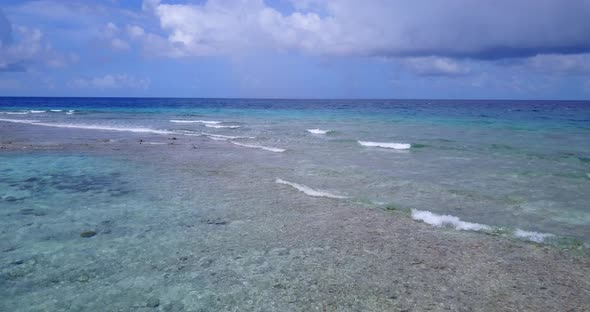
230, 141, 285, 153
205, 124, 241, 129
275, 178, 347, 199
306, 129, 331, 134
411, 209, 491, 231
514, 229, 555, 243
358, 141, 411, 150
50, 109, 63, 112
29, 110, 46, 113
66, 110, 75, 115
3, 111, 28, 115
170, 119, 221, 124
207, 136, 228, 141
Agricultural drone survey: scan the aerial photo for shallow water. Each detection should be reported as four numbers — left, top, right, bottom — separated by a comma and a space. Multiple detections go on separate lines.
1, 98, 588, 244
1, 98, 589, 311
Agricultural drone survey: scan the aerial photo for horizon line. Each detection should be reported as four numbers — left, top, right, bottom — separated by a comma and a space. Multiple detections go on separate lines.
0, 96, 589, 102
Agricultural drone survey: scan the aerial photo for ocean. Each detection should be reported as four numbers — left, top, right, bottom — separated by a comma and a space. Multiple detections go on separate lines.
0, 97, 589, 310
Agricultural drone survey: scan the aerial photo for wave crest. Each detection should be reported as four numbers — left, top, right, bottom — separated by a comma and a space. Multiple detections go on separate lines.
230, 141, 285, 153
275, 178, 347, 199
306, 129, 331, 134
358, 141, 411, 150
411, 209, 491, 231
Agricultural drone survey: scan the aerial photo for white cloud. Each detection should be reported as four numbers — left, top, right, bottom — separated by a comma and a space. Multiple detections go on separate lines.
99, 22, 131, 52
0, 23, 74, 71
141, 0, 590, 59
403, 57, 469, 76
0, 8, 76, 72
127, 25, 145, 38
68, 74, 150, 89
136, 0, 342, 57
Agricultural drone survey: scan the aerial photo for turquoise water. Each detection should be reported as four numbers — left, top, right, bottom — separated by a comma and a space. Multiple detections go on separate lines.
1, 98, 589, 245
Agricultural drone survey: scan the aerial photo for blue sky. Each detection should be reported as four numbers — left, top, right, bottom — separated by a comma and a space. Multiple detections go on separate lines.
0, 0, 589, 99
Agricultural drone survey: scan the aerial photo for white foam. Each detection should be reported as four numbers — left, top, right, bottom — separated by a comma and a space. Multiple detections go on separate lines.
0, 118, 172, 134
175, 130, 252, 140
2, 111, 28, 115
411, 209, 491, 231
202, 132, 254, 140
207, 136, 228, 141
29, 110, 46, 113
50, 109, 63, 112
306, 128, 331, 134
230, 141, 285, 153
275, 178, 347, 199
205, 124, 241, 129
0, 118, 39, 123
514, 229, 555, 243
358, 141, 411, 150
66, 110, 75, 115
144, 142, 166, 145
170, 119, 221, 124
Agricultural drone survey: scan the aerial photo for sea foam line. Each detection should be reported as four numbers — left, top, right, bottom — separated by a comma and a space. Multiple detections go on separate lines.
205, 124, 241, 129
410, 209, 491, 231
1, 111, 28, 115
170, 119, 221, 124
176, 130, 254, 140
0, 118, 173, 134
358, 141, 411, 150
275, 178, 347, 199
0, 118, 39, 123
230, 141, 285, 153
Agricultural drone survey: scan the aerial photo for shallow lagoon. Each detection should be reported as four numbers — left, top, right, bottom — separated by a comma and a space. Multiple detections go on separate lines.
1, 98, 589, 310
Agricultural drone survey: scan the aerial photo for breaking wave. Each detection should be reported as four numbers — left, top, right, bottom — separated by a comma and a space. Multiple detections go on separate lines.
306, 129, 331, 134
230, 141, 285, 153
358, 141, 411, 150
275, 178, 347, 199
410, 209, 491, 231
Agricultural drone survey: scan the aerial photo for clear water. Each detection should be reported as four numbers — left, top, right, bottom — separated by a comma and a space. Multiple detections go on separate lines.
1, 97, 589, 244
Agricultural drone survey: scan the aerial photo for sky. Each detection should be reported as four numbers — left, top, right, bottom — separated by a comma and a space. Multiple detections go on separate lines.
0, 0, 590, 99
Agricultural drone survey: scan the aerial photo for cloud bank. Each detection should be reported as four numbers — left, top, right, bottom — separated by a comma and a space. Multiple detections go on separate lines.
140, 0, 590, 59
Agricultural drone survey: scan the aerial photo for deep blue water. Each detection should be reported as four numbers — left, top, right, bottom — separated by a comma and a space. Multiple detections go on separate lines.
1, 97, 589, 128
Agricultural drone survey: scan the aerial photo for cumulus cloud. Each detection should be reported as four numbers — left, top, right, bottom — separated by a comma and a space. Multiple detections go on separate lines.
141, 0, 590, 59
67, 74, 150, 89
99, 22, 131, 51
0, 9, 75, 72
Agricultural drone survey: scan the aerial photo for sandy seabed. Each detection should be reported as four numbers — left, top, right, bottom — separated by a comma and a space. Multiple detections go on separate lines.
0, 122, 588, 312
